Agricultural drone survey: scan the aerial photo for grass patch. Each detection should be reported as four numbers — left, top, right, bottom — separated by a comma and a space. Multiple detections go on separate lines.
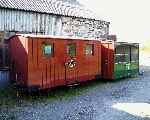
0, 85, 17, 107
34, 80, 103, 101
0, 80, 103, 107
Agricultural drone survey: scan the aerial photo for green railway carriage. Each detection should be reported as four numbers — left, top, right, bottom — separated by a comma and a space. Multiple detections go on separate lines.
114, 42, 139, 79
102, 41, 139, 80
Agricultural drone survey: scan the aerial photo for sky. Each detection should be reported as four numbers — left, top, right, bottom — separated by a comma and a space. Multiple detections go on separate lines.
80, 0, 150, 43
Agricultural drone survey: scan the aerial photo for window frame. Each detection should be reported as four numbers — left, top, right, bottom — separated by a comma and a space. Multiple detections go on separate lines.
130, 46, 139, 62
42, 42, 54, 57
66, 43, 76, 57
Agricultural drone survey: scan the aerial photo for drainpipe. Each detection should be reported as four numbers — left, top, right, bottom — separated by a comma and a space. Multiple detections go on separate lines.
2, 32, 6, 68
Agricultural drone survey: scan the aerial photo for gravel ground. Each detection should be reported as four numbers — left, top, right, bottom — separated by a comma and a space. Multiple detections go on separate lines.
0, 56, 150, 120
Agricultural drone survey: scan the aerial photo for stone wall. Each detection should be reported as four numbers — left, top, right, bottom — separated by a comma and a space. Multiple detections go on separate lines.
61, 17, 109, 39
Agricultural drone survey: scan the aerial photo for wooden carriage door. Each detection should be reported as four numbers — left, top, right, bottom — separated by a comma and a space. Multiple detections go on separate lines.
102, 43, 109, 79
101, 42, 114, 79
65, 40, 78, 85
38, 39, 67, 89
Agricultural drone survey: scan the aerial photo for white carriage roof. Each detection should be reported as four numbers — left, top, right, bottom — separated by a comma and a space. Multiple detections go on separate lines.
116, 42, 139, 47
10, 34, 108, 41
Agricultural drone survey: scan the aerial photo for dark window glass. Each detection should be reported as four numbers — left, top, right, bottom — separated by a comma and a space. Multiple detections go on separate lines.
43, 43, 53, 57
67, 44, 76, 57
124, 46, 130, 62
115, 54, 124, 63
85, 44, 94, 55
131, 47, 139, 62
115, 45, 130, 63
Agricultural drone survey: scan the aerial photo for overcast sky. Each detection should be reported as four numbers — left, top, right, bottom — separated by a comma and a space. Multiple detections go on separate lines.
80, 0, 150, 43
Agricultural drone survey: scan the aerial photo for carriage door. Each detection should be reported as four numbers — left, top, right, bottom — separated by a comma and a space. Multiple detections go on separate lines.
102, 41, 114, 79
65, 41, 78, 85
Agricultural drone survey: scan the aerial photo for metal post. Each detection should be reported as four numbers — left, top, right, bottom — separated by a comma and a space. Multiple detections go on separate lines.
0, 31, 5, 68
0, 31, 4, 67
2, 32, 6, 68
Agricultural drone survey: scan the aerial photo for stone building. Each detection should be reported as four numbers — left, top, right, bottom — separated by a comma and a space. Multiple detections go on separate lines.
0, 0, 110, 67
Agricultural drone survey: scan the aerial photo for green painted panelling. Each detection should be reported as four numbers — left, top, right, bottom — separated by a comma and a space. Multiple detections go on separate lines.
130, 62, 139, 76
114, 63, 125, 79
114, 62, 139, 80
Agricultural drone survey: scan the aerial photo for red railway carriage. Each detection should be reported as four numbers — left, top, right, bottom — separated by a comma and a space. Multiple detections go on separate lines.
9, 34, 102, 90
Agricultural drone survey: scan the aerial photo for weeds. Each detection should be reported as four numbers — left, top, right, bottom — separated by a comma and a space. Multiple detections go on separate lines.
0, 80, 102, 107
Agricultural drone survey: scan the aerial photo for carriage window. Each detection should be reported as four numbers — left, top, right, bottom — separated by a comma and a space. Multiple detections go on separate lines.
85, 44, 94, 55
43, 44, 53, 57
131, 47, 139, 62
67, 44, 76, 57
115, 54, 126, 63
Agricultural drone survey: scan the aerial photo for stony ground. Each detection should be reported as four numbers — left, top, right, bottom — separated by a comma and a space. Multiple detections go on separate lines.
0, 56, 150, 120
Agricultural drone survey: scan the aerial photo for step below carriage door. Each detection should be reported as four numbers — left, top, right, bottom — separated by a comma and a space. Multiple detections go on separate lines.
65, 40, 78, 84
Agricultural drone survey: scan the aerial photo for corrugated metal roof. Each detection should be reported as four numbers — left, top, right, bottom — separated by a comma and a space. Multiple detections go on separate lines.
0, 0, 104, 21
